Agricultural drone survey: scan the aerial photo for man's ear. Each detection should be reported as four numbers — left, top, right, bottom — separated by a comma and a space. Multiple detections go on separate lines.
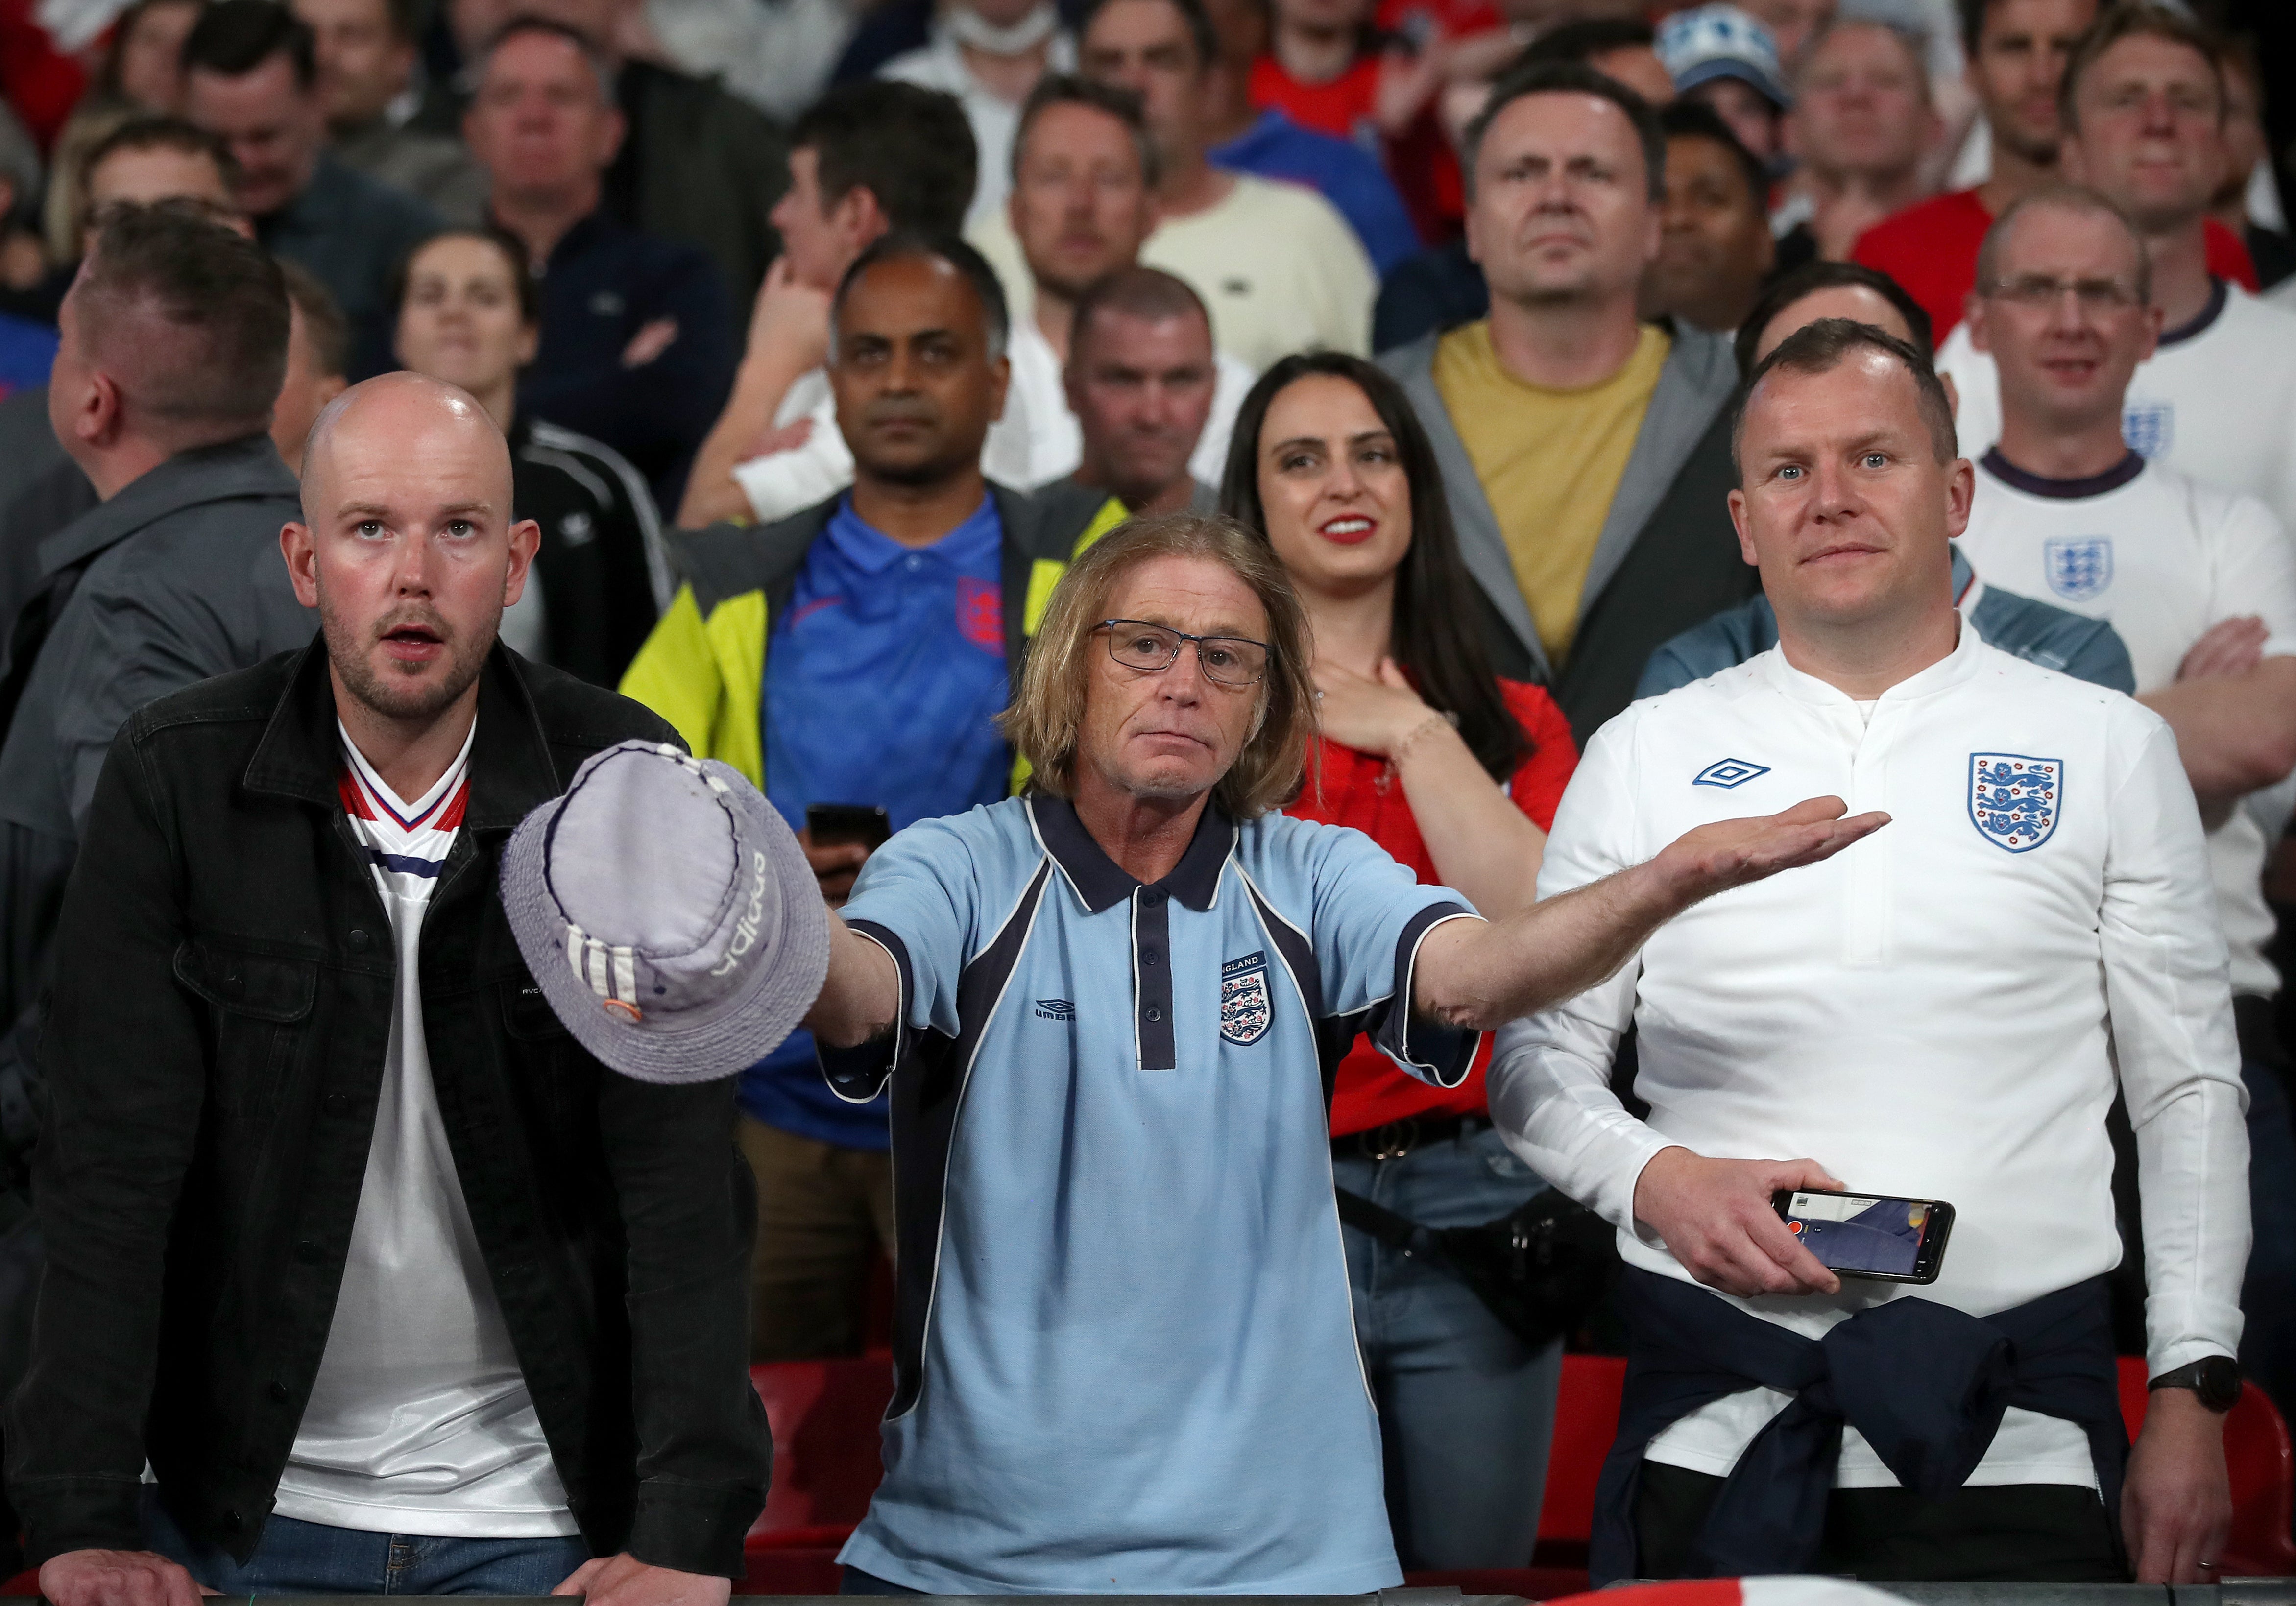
73, 370, 124, 450
1964, 293, 1990, 353
281, 521, 322, 609
1727, 485, 1759, 567
839, 186, 891, 256
502, 517, 542, 609
596, 105, 628, 168
988, 352, 1011, 425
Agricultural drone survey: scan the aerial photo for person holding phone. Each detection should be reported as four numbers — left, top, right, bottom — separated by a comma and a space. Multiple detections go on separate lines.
1492, 319, 2249, 1587
1218, 351, 1578, 1570
619, 234, 1122, 1362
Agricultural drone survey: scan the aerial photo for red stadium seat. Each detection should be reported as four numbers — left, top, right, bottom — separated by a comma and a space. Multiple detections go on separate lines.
746, 1355, 895, 1550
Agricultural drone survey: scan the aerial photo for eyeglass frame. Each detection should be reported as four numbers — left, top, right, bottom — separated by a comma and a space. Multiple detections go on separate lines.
1977, 273, 2147, 315
1093, 619, 1273, 687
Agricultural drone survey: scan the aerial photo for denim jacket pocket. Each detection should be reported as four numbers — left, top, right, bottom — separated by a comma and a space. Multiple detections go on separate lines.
173, 940, 318, 1117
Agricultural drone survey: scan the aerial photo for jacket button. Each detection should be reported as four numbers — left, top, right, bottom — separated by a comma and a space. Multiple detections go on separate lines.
1145, 1006, 1162, 1023
269, 1380, 290, 1404
294, 1240, 323, 1264
347, 929, 371, 952
221, 1510, 241, 1531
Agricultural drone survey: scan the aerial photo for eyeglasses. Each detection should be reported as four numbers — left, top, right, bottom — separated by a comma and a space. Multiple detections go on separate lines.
1096, 620, 1271, 687
1981, 274, 2144, 313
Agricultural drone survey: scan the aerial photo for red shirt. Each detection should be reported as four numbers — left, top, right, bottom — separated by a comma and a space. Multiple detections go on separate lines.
1289, 679, 1579, 1137
1852, 188, 2259, 342
1250, 52, 1383, 146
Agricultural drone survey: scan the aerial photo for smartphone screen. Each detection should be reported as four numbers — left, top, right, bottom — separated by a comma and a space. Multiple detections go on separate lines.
1775, 1190, 1949, 1280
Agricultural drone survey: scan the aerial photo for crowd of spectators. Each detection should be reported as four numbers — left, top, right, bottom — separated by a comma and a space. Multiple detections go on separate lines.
0, 0, 2293, 1591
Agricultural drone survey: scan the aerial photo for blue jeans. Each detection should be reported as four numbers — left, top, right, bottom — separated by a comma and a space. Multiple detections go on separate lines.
1334, 1120, 1564, 1570
144, 1489, 591, 1595
2241, 1057, 2296, 1446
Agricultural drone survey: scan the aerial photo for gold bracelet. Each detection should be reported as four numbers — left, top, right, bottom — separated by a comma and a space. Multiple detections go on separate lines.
1389, 712, 1455, 768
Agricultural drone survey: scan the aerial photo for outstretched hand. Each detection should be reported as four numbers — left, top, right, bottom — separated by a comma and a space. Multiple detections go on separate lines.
1651, 796, 1888, 907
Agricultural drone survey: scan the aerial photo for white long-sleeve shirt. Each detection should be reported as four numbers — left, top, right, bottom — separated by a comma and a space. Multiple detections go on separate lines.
1489, 625, 2250, 1489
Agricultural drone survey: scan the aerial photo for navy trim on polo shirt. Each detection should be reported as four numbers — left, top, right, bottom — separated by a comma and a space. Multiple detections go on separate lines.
1981, 446, 2147, 500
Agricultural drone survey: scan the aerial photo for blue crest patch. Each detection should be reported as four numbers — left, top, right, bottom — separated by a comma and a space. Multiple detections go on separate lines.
1693, 758, 1771, 789
2123, 400, 2175, 459
2043, 536, 2113, 602
1968, 754, 2063, 852
1219, 951, 1272, 1046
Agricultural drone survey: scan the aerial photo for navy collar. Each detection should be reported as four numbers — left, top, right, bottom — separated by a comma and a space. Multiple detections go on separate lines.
1030, 793, 1234, 913
1980, 445, 2146, 500
2158, 277, 2228, 348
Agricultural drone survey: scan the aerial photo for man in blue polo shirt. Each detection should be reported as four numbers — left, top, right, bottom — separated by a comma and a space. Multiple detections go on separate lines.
621, 232, 1120, 1362
800, 514, 1885, 1593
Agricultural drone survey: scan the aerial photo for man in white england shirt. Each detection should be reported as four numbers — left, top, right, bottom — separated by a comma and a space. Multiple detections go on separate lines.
1955, 183, 2296, 1442
1937, 5, 2296, 535
1491, 319, 2248, 1585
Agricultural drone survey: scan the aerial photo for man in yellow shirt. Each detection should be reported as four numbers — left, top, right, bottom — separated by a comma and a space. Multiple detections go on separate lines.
1383, 62, 1755, 743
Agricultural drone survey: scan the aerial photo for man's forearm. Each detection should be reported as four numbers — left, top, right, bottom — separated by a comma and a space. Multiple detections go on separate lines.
803, 913, 900, 1048
2139, 658, 2296, 814
677, 356, 809, 528
1412, 794, 1888, 1029
1414, 858, 1684, 1030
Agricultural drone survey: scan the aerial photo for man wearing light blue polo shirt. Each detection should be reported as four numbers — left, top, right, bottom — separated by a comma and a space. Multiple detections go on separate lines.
800, 512, 1886, 1594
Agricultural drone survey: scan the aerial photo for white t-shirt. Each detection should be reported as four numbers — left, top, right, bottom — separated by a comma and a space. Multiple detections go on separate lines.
1000, 311, 1254, 491
272, 722, 579, 1537
1939, 281, 2296, 535
1491, 627, 2250, 1489
1958, 450, 2296, 998
1135, 174, 1376, 372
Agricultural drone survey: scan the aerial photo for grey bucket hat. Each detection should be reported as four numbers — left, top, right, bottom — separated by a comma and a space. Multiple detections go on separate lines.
499, 741, 831, 1084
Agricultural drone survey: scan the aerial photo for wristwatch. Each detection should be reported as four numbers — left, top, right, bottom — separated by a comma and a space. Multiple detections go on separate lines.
2148, 1356, 2243, 1413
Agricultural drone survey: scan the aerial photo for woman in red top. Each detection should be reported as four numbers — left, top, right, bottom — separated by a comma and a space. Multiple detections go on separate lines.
1219, 350, 1576, 1571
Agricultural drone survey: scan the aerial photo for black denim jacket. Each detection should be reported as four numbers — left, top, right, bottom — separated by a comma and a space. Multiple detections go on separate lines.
4, 642, 771, 1574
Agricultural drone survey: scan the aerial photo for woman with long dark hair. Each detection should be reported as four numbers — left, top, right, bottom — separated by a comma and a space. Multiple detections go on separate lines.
1220, 350, 1576, 1570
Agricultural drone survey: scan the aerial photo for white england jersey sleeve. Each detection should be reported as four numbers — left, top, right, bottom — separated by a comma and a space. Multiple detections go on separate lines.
1958, 453, 2296, 996
1490, 629, 2249, 1489
1939, 284, 2296, 534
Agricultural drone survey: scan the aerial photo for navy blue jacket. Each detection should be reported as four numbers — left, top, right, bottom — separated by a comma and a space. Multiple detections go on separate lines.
516, 209, 738, 510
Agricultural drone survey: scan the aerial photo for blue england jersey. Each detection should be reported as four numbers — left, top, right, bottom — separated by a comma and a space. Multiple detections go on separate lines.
826, 794, 1479, 1593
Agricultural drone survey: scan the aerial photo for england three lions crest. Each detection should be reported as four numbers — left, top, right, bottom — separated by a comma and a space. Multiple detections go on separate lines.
1219, 951, 1272, 1046
1968, 754, 2063, 853
2043, 536, 2112, 602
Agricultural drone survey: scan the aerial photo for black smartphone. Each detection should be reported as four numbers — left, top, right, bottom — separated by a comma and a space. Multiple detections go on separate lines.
805, 803, 892, 851
1770, 1188, 1954, 1284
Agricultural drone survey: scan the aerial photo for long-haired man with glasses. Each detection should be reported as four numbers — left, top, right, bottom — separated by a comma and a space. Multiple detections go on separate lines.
796, 510, 1885, 1594
1957, 183, 2296, 1444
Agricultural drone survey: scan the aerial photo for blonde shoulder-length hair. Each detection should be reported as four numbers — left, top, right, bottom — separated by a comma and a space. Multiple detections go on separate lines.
1001, 512, 1317, 820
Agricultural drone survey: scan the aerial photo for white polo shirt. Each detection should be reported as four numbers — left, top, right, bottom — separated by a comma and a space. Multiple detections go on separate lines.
1958, 448, 2296, 999
1938, 282, 2296, 535
1490, 626, 2250, 1490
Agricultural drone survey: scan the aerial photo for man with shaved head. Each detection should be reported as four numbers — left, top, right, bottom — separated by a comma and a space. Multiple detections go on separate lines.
9, 370, 769, 1606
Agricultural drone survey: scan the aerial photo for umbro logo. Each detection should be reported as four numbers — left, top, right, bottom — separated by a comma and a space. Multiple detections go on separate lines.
1034, 998, 1075, 1021
1693, 758, 1770, 789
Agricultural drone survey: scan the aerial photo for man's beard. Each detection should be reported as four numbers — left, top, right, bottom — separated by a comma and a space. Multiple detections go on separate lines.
323, 597, 494, 723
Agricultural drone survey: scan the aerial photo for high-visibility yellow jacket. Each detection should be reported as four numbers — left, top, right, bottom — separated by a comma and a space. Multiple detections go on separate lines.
620, 481, 1127, 789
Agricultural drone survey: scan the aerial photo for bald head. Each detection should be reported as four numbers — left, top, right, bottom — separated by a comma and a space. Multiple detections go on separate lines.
284, 371, 538, 729
300, 370, 511, 515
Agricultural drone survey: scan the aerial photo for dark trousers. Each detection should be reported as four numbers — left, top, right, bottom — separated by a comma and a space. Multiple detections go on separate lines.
1633, 1461, 2124, 1583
